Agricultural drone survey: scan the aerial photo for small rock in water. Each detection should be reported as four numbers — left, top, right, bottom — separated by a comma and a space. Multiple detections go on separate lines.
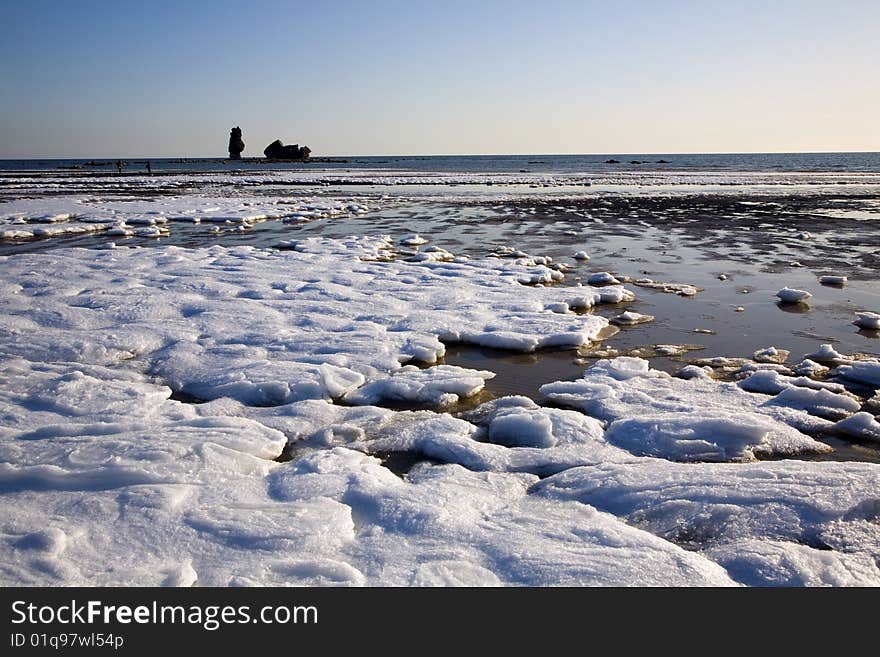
573, 251, 590, 261
735, 306, 745, 313
718, 274, 728, 281
693, 328, 716, 335
819, 275, 848, 287
797, 231, 813, 240
854, 311, 880, 330
776, 287, 812, 304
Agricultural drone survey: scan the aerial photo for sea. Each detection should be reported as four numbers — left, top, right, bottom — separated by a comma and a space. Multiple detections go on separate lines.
2, 151, 880, 174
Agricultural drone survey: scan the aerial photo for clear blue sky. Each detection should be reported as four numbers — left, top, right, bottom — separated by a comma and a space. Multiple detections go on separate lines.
2, 0, 878, 157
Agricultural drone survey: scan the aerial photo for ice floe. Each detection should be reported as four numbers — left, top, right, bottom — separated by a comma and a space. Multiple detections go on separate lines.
854, 312, 880, 330
836, 360, 880, 389
540, 357, 833, 461
776, 287, 812, 303
610, 311, 654, 326
831, 412, 880, 442
0, 238, 625, 404
819, 275, 848, 287
534, 459, 880, 586
0, 195, 371, 242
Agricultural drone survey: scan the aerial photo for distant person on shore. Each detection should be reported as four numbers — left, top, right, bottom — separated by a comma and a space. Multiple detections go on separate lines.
146, 161, 152, 175
116, 160, 122, 174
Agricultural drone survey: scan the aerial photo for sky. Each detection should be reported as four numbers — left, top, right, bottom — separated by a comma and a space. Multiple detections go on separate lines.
1, 0, 878, 158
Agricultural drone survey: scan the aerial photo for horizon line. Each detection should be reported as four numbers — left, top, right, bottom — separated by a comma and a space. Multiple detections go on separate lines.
2, 149, 880, 161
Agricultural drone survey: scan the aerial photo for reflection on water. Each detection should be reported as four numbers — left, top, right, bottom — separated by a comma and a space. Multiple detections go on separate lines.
776, 301, 811, 314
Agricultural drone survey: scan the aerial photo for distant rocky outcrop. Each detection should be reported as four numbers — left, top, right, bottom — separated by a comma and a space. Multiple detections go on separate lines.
228, 127, 245, 159
264, 139, 311, 160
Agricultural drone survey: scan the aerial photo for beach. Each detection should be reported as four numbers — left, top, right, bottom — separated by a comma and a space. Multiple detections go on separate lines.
1, 155, 879, 586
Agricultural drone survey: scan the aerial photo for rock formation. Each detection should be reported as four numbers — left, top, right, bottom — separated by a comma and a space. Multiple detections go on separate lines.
228, 126, 245, 159
263, 139, 311, 160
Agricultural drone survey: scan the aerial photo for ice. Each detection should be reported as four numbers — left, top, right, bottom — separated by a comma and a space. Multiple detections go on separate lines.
836, 360, 880, 389
753, 346, 789, 364
677, 365, 714, 380
804, 343, 850, 363
854, 312, 880, 330
263, 449, 735, 586
776, 287, 812, 303
534, 459, 880, 586
819, 275, 848, 287
588, 272, 621, 286
764, 387, 862, 421
343, 365, 495, 408
737, 369, 847, 396
540, 357, 832, 461
705, 540, 880, 587
610, 311, 654, 326
0, 240, 621, 404
0, 195, 371, 242
831, 412, 880, 442
400, 233, 428, 246
792, 359, 829, 377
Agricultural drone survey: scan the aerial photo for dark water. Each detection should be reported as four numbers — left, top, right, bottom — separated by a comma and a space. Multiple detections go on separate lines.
2, 152, 880, 175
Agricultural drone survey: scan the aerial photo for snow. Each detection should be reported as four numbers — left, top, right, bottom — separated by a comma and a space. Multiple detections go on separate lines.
831, 412, 880, 442
540, 358, 833, 461
0, 239, 620, 405
854, 312, 880, 330
804, 343, 850, 363
610, 311, 654, 326
776, 287, 812, 303
588, 272, 621, 286
2, 209, 880, 587
753, 346, 789, 364
534, 459, 880, 586
737, 370, 847, 396
343, 365, 495, 408
677, 365, 714, 380
792, 359, 829, 377
836, 360, 880, 389
401, 233, 428, 246
0, 195, 371, 242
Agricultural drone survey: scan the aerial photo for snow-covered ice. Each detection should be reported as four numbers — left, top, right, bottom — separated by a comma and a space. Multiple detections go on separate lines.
610, 311, 654, 326
540, 357, 833, 461
776, 287, 812, 303
587, 272, 621, 286
534, 459, 880, 586
819, 275, 848, 287
2, 219, 880, 588
854, 312, 880, 330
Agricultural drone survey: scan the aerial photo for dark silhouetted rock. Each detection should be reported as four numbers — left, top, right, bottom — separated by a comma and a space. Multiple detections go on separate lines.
657, 159, 670, 163
264, 139, 311, 160
605, 159, 620, 164
228, 126, 245, 160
